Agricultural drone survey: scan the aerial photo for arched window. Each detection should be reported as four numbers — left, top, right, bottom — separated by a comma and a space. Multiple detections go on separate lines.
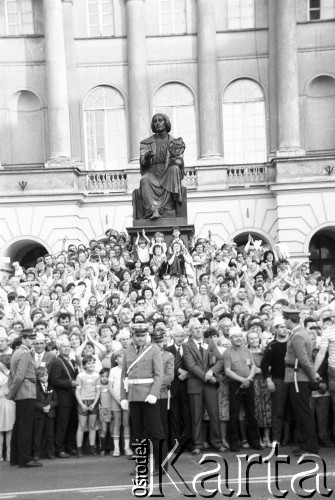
309, 228, 335, 280
154, 83, 197, 164
223, 79, 267, 164
159, 0, 186, 35
84, 86, 127, 170
305, 76, 335, 152
8, 90, 44, 165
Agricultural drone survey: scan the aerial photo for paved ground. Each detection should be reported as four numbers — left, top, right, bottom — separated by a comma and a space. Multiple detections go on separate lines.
1, 445, 334, 500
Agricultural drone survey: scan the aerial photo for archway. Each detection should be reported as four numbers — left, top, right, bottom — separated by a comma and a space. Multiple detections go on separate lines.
309, 228, 335, 280
2, 238, 49, 272
233, 232, 270, 254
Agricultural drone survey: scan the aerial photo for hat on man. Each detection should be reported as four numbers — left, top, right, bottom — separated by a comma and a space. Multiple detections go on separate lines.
130, 323, 149, 336
21, 328, 36, 339
229, 325, 243, 338
282, 307, 300, 324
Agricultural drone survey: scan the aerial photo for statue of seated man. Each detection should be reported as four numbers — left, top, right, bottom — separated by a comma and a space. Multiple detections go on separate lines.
138, 113, 185, 220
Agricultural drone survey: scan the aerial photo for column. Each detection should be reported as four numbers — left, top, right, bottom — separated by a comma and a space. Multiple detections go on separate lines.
125, 0, 150, 163
43, 0, 72, 164
197, 0, 221, 160
275, 0, 304, 156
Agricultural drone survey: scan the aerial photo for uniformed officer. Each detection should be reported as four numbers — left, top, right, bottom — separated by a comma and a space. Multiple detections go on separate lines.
7, 329, 43, 468
120, 323, 166, 475
283, 308, 321, 456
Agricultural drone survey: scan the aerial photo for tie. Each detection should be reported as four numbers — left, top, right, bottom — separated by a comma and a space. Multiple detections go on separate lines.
175, 346, 182, 374
198, 342, 203, 358
136, 346, 141, 355
36, 354, 42, 368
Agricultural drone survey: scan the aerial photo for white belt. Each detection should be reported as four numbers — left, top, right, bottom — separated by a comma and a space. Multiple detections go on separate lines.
128, 378, 154, 385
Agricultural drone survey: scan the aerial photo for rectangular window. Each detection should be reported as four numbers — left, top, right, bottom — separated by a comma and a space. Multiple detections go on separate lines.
228, 0, 255, 30
5, 0, 34, 35
87, 0, 114, 37
159, 0, 186, 35
309, 0, 321, 20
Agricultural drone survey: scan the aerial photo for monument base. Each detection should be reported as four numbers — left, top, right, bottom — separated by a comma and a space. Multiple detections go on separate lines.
127, 221, 195, 247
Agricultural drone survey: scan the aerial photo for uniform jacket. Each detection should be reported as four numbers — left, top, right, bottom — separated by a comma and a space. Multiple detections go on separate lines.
284, 328, 317, 383
34, 380, 58, 419
121, 343, 163, 402
7, 345, 36, 401
164, 344, 188, 398
183, 338, 213, 394
159, 349, 174, 399
48, 355, 78, 407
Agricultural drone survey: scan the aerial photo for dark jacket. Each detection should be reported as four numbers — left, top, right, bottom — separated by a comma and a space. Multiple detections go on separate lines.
34, 380, 58, 419
48, 356, 78, 407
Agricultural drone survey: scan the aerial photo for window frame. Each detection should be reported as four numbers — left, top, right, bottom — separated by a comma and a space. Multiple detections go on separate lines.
83, 86, 128, 171
227, 0, 255, 30
158, 0, 187, 36
86, 0, 115, 38
4, 0, 34, 36
308, 0, 321, 20
222, 79, 267, 165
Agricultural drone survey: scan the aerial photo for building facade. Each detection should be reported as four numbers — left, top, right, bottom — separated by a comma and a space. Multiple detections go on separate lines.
0, 0, 335, 277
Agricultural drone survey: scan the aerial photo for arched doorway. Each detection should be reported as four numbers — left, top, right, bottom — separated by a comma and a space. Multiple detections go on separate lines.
2, 239, 49, 272
309, 228, 335, 280
234, 232, 270, 254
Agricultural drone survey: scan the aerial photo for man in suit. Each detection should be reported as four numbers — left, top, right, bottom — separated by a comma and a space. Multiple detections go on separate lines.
183, 318, 225, 455
120, 323, 166, 475
32, 333, 56, 370
7, 329, 43, 468
164, 324, 192, 450
151, 328, 174, 444
49, 337, 78, 458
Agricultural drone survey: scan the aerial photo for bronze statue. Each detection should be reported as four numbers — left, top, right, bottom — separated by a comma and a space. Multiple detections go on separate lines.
138, 113, 185, 220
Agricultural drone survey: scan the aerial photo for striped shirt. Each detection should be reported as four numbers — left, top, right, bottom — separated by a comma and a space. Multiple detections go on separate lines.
320, 325, 335, 368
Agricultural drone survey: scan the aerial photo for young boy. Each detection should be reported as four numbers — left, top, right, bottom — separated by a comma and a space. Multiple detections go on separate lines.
99, 367, 113, 456
75, 355, 101, 457
135, 229, 150, 265
108, 350, 132, 457
33, 367, 58, 460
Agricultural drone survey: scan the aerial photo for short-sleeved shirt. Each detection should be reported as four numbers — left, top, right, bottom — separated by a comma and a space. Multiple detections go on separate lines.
76, 371, 100, 400
320, 325, 335, 368
223, 346, 255, 380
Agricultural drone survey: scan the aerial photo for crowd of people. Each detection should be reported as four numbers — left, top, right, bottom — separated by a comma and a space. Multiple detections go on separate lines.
0, 226, 335, 470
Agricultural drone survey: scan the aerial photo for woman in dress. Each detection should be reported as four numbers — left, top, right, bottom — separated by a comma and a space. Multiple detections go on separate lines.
0, 354, 15, 462
247, 331, 272, 447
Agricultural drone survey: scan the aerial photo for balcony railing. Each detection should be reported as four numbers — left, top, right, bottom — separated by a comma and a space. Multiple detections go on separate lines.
183, 167, 198, 189
226, 165, 268, 186
85, 171, 128, 192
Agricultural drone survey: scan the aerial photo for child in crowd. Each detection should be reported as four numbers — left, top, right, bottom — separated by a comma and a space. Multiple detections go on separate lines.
135, 229, 150, 265
150, 231, 167, 256
99, 367, 113, 456
0, 354, 15, 462
33, 366, 58, 460
108, 350, 132, 457
75, 355, 101, 457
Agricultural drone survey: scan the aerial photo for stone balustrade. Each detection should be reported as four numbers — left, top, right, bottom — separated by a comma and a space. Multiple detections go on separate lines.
226, 165, 268, 186
85, 171, 128, 192
183, 168, 198, 189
